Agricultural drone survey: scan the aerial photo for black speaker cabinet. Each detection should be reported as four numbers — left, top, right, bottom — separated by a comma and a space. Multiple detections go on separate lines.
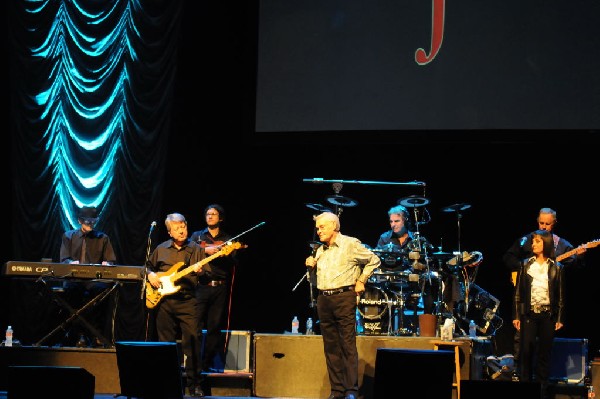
462, 380, 541, 399
374, 348, 455, 399
8, 366, 95, 399
115, 341, 183, 399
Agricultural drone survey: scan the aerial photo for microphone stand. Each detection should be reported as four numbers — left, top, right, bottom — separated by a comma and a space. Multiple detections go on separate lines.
293, 233, 320, 310
140, 223, 155, 299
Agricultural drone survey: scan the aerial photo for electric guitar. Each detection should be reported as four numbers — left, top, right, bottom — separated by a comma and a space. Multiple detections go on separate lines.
145, 241, 241, 309
511, 239, 599, 286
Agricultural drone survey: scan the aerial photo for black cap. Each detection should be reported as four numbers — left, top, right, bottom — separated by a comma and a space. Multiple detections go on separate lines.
78, 206, 98, 221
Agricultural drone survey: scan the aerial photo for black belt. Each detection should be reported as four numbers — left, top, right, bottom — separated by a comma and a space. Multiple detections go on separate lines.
320, 285, 354, 296
531, 304, 551, 314
200, 280, 226, 287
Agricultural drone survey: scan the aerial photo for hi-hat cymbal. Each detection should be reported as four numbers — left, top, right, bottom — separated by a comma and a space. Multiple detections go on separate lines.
326, 195, 358, 207
306, 203, 332, 213
398, 195, 430, 208
441, 203, 471, 212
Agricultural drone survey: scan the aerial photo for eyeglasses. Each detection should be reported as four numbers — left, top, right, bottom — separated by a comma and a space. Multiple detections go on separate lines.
81, 218, 97, 226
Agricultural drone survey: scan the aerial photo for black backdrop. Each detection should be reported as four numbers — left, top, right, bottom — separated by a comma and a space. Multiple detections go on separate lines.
2, 0, 599, 359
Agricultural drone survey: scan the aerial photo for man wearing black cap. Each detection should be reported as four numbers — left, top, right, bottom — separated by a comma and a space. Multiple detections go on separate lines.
59, 206, 117, 347
60, 206, 116, 265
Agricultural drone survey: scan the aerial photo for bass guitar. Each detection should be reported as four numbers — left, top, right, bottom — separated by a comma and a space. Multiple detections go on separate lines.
511, 239, 599, 286
146, 241, 241, 309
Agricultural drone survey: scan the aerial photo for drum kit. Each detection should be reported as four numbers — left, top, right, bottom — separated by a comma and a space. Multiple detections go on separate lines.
301, 182, 487, 336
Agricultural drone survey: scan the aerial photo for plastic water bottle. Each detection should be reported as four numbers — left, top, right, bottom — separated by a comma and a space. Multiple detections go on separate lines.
291, 316, 299, 334
356, 308, 364, 334
5, 325, 13, 347
469, 320, 477, 338
306, 317, 313, 335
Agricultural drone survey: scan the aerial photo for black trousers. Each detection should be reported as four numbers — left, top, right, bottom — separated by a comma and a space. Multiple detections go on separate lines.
519, 311, 555, 385
197, 283, 229, 370
317, 290, 359, 397
156, 295, 203, 389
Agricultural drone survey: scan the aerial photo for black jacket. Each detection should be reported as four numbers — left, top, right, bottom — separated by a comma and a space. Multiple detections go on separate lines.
513, 257, 565, 324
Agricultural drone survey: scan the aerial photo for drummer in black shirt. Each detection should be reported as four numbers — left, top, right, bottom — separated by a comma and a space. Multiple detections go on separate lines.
374, 204, 438, 325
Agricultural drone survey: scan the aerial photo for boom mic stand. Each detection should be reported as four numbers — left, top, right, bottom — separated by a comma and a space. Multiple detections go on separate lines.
140, 221, 156, 299
293, 240, 320, 309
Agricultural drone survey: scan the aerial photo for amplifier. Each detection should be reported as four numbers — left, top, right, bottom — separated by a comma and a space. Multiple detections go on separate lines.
550, 338, 588, 384
201, 330, 252, 373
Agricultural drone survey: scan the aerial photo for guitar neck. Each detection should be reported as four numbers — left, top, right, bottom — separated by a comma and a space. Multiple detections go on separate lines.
173, 247, 232, 281
556, 240, 599, 262
556, 250, 575, 262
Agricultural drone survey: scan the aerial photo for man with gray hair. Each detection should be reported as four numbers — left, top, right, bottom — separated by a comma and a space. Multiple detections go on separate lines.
305, 212, 380, 399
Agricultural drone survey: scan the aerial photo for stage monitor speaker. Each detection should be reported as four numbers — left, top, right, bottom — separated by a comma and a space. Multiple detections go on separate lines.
374, 348, 454, 399
115, 341, 183, 399
8, 366, 95, 399
461, 380, 541, 399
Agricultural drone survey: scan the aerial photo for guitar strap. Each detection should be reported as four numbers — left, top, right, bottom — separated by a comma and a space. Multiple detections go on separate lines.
552, 234, 560, 250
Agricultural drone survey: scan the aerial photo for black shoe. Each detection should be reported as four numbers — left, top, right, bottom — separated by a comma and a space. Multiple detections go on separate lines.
345, 394, 357, 399
190, 386, 204, 397
75, 334, 89, 348
327, 394, 343, 399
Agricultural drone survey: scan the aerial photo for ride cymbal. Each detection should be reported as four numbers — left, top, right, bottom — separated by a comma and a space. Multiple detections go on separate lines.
441, 203, 471, 212
306, 203, 332, 213
326, 195, 358, 207
398, 195, 430, 208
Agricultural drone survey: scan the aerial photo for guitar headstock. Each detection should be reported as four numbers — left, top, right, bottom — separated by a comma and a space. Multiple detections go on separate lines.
585, 239, 600, 248
218, 241, 243, 256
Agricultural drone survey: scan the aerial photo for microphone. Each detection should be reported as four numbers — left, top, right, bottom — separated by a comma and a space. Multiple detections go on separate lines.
520, 235, 527, 247
149, 221, 157, 234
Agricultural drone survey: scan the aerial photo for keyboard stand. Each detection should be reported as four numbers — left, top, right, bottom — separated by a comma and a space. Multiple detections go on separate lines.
34, 277, 120, 348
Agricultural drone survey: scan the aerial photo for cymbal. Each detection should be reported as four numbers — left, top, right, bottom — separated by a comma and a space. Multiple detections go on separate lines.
305, 203, 332, 213
441, 203, 471, 212
398, 195, 430, 208
326, 195, 358, 207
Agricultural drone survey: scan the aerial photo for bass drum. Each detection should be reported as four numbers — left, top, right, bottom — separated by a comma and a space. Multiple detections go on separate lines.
357, 285, 397, 335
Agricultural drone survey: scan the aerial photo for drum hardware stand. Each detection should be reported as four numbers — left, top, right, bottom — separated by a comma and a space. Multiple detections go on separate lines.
394, 288, 412, 336
442, 203, 472, 314
332, 182, 344, 218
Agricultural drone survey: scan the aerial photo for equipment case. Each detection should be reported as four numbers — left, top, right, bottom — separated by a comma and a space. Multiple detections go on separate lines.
550, 337, 588, 384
